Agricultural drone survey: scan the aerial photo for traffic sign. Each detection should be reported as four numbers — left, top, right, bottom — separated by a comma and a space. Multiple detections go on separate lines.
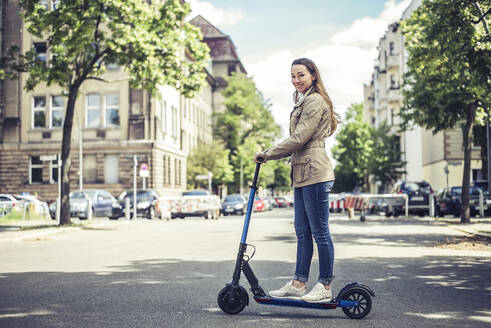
139, 163, 149, 178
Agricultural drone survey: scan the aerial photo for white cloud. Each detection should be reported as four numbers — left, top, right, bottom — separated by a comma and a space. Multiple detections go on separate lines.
246, 0, 411, 143
188, 0, 245, 27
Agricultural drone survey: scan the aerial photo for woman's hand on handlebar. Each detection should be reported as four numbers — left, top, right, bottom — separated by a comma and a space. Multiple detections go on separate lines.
254, 153, 267, 164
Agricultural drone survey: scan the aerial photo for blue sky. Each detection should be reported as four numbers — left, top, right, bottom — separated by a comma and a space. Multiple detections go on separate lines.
197, 0, 398, 58
189, 0, 412, 140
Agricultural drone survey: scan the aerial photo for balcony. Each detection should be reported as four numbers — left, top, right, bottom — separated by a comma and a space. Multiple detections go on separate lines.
387, 55, 400, 69
388, 87, 402, 103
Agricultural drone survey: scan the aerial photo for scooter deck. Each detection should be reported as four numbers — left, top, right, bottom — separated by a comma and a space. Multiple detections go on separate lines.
254, 296, 357, 310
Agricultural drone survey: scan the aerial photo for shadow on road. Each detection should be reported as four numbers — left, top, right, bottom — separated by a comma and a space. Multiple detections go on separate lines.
0, 254, 490, 328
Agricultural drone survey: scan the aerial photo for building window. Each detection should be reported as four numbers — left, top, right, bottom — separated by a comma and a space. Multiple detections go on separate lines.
390, 75, 398, 89
51, 95, 65, 128
83, 154, 97, 183
27, 156, 43, 183
161, 100, 167, 133
86, 94, 100, 128
167, 156, 171, 185
50, 157, 59, 184
228, 64, 236, 76
33, 42, 47, 63
171, 105, 178, 138
389, 42, 395, 55
104, 94, 120, 127
104, 155, 119, 183
33, 96, 47, 128
51, 0, 60, 10
163, 156, 167, 185
30, 156, 43, 184
40, 0, 49, 9
175, 158, 179, 186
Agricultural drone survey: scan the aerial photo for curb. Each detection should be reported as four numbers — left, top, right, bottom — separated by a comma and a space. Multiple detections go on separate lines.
0, 219, 129, 243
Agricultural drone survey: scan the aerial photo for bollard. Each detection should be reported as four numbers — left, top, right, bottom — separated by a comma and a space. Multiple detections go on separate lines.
87, 198, 93, 220
404, 194, 409, 217
429, 194, 435, 217
125, 197, 130, 220
479, 190, 484, 218
23, 202, 28, 220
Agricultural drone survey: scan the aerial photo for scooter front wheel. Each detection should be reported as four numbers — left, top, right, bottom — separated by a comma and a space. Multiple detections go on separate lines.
217, 285, 249, 314
340, 287, 372, 319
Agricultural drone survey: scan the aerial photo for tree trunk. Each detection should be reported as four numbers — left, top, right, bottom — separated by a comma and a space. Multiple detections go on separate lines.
59, 84, 81, 225
460, 105, 475, 224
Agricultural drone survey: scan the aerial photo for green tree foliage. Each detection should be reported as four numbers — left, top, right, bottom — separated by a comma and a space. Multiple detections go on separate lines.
332, 103, 373, 191
213, 73, 281, 192
332, 103, 406, 193
2, 0, 209, 225
186, 141, 233, 190
400, 0, 490, 223
370, 121, 407, 189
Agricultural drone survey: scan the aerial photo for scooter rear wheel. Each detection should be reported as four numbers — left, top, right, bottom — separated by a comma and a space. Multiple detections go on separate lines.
217, 285, 248, 314
340, 287, 372, 319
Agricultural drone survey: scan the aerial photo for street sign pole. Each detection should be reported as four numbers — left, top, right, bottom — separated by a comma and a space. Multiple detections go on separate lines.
133, 155, 137, 220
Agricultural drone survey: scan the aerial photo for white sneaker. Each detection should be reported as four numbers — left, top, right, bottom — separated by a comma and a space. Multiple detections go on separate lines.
269, 281, 307, 299
301, 282, 332, 303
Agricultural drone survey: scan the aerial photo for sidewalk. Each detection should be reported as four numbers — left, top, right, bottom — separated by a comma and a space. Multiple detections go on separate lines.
0, 218, 127, 243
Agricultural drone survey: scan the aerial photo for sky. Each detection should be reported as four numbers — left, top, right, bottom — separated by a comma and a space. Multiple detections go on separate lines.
188, 0, 412, 142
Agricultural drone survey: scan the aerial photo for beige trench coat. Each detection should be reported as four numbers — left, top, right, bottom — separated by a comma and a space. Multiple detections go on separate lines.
259, 88, 335, 188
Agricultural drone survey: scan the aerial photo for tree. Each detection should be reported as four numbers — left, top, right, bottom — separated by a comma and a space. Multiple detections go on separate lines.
332, 103, 374, 191
2, 0, 209, 225
401, 0, 490, 223
213, 73, 281, 192
370, 121, 407, 191
186, 141, 233, 190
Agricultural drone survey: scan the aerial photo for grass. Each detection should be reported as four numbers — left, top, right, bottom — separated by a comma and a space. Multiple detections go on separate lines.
0, 209, 51, 222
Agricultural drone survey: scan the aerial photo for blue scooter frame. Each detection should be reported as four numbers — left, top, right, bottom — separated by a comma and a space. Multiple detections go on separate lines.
217, 161, 375, 319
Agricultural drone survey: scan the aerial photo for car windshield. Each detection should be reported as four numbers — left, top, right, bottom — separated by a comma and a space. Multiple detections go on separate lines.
404, 182, 421, 192
452, 187, 481, 196
224, 195, 242, 202
84, 191, 98, 201
71, 192, 86, 199
122, 191, 151, 200
182, 190, 208, 196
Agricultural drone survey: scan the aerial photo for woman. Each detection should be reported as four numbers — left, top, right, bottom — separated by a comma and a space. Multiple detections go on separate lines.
254, 58, 339, 303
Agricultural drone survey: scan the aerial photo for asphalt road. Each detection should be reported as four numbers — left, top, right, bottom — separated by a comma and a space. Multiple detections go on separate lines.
0, 208, 490, 328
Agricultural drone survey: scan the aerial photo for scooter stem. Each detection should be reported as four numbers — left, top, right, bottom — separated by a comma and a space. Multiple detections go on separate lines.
240, 163, 261, 244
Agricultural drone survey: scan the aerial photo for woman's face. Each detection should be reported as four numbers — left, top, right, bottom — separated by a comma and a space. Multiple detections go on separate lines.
291, 64, 315, 93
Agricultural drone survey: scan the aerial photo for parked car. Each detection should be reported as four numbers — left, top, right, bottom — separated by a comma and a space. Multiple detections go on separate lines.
273, 196, 290, 208
118, 189, 160, 219
284, 195, 294, 207
253, 196, 265, 212
14, 194, 49, 217
221, 194, 247, 216
49, 189, 120, 220
0, 194, 22, 215
385, 181, 434, 217
435, 186, 485, 217
263, 196, 274, 211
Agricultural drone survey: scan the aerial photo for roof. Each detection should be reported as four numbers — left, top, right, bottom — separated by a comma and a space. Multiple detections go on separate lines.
190, 15, 247, 74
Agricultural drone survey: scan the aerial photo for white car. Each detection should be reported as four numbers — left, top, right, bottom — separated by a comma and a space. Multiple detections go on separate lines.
0, 194, 23, 215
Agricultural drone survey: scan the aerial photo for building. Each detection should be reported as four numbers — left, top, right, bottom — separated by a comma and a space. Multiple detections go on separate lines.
0, 1, 215, 201
363, 0, 482, 193
190, 15, 247, 114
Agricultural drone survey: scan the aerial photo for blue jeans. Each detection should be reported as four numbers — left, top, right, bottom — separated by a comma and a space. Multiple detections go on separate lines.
293, 181, 335, 285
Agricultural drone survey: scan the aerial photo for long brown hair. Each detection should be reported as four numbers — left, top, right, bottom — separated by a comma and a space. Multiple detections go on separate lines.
292, 58, 339, 135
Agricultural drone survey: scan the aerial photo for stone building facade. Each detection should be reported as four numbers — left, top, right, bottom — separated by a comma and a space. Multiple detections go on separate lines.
0, 2, 216, 201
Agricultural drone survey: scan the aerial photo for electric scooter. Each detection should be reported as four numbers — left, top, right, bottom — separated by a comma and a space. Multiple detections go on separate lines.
217, 160, 374, 319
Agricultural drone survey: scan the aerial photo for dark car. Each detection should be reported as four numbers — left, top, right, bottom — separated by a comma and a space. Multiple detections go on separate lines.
385, 181, 434, 217
118, 189, 160, 219
435, 186, 485, 217
49, 189, 120, 220
221, 194, 247, 216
